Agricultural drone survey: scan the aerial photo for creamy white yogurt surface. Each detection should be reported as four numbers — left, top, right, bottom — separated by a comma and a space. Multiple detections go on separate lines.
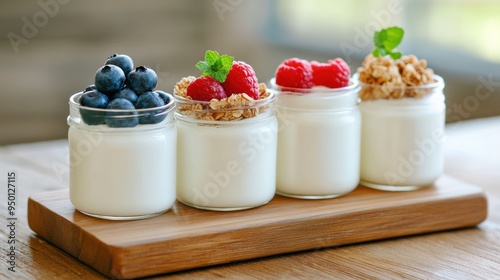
275, 87, 361, 198
69, 124, 176, 218
359, 94, 445, 189
176, 115, 278, 210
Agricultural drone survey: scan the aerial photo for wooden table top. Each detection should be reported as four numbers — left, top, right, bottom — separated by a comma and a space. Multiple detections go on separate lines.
1, 116, 500, 279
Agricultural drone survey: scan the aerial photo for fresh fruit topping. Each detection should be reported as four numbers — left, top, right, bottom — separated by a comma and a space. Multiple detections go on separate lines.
78, 54, 171, 127
155, 90, 171, 105
222, 61, 259, 99
135, 91, 166, 124
126, 66, 158, 95
195, 50, 234, 83
111, 88, 138, 104
372, 26, 404, 59
83, 84, 96, 92
311, 58, 350, 88
106, 54, 134, 76
105, 98, 139, 128
80, 89, 109, 108
95, 65, 126, 94
187, 76, 228, 101
275, 58, 314, 89
79, 89, 109, 125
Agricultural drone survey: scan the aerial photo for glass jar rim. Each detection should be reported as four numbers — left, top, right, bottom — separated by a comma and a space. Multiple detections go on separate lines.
353, 73, 444, 90
269, 77, 359, 95
173, 90, 275, 108
70, 91, 175, 114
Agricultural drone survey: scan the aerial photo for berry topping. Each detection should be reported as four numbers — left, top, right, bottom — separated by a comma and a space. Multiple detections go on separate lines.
187, 76, 227, 101
135, 91, 166, 124
106, 54, 134, 77
311, 58, 350, 88
155, 90, 171, 105
79, 89, 109, 125
222, 61, 259, 99
275, 58, 314, 89
105, 98, 139, 128
83, 84, 96, 92
95, 65, 126, 94
111, 87, 138, 104
126, 66, 158, 95
78, 53, 171, 127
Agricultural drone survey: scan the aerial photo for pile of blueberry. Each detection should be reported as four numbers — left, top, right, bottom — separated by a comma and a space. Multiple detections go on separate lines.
79, 54, 170, 128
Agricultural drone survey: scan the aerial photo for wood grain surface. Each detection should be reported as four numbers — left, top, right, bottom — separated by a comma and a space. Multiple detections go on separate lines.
1, 116, 500, 279
27, 176, 487, 279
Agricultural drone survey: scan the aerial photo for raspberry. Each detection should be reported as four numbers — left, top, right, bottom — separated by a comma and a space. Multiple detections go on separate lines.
186, 76, 227, 101
311, 58, 350, 88
275, 58, 314, 89
222, 61, 260, 99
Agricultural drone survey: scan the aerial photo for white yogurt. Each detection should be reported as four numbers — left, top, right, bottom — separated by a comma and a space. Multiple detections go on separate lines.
272, 80, 361, 198
68, 92, 177, 219
174, 94, 277, 211
358, 75, 446, 191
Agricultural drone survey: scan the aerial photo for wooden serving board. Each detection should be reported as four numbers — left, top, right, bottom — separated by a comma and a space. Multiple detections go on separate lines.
27, 175, 487, 279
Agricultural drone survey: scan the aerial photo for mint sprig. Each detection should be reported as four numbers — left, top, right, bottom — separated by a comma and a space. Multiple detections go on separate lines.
195, 50, 234, 83
372, 26, 404, 59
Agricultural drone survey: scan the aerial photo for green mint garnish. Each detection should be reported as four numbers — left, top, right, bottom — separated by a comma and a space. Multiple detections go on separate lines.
372, 26, 404, 60
195, 50, 234, 83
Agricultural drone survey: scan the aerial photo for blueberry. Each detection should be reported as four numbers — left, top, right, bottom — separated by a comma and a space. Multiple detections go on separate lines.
111, 87, 138, 104
83, 84, 96, 92
135, 91, 165, 124
126, 66, 157, 95
106, 54, 134, 77
95, 65, 125, 94
105, 98, 139, 128
155, 90, 171, 105
79, 90, 109, 125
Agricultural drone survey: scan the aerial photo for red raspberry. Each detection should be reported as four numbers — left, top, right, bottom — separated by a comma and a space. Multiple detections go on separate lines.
186, 76, 227, 101
311, 58, 350, 88
275, 58, 314, 89
222, 61, 260, 100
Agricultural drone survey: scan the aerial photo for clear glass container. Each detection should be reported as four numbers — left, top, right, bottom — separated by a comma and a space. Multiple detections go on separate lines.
270, 78, 361, 199
174, 92, 277, 211
67, 92, 177, 220
356, 74, 446, 191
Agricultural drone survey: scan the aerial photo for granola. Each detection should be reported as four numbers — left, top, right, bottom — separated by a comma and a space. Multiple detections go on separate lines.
174, 78, 272, 121
357, 54, 436, 100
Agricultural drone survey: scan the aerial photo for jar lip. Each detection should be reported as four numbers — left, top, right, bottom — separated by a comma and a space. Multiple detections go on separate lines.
353, 73, 444, 90
173, 91, 275, 122
69, 91, 175, 113
269, 78, 359, 95
173, 90, 275, 107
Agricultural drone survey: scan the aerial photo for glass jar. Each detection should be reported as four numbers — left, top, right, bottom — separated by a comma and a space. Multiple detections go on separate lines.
356, 74, 446, 191
67, 92, 177, 220
271, 79, 361, 199
174, 92, 277, 211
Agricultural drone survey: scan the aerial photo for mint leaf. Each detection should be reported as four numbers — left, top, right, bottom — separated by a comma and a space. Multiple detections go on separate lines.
195, 50, 234, 82
373, 30, 384, 48
389, 51, 402, 60
371, 26, 404, 59
382, 27, 404, 51
195, 61, 210, 73
205, 50, 219, 65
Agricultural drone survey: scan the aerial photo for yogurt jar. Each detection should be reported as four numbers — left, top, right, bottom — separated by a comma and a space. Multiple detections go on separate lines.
357, 74, 446, 191
68, 92, 177, 220
271, 78, 361, 199
174, 90, 278, 211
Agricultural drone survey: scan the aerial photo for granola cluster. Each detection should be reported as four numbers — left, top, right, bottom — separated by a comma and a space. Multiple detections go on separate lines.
174, 76, 271, 121
357, 54, 436, 100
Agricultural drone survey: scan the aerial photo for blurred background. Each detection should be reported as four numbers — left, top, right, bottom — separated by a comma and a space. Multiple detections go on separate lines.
1, 0, 499, 145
